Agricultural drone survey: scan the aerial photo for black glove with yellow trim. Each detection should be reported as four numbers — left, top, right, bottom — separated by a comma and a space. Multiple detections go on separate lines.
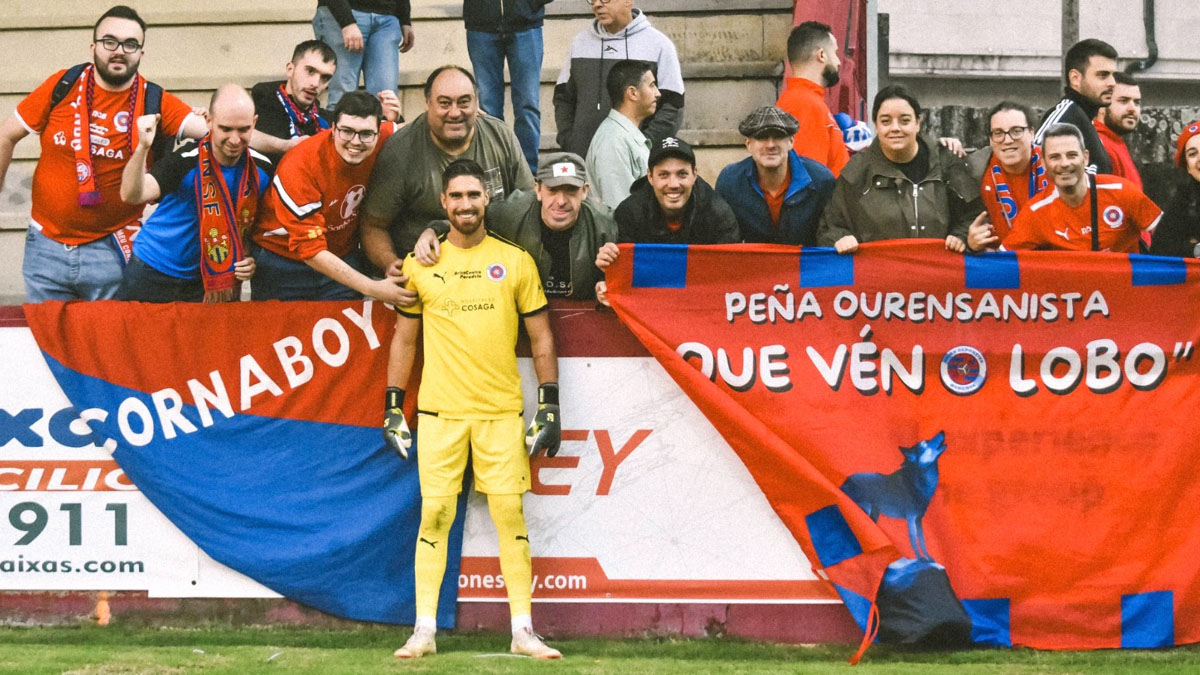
525, 383, 561, 458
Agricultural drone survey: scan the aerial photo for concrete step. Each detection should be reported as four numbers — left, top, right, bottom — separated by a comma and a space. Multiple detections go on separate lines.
1, 0, 791, 28
0, 10, 789, 96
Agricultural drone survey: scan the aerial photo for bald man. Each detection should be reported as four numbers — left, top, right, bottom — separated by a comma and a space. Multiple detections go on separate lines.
118, 84, 273, 302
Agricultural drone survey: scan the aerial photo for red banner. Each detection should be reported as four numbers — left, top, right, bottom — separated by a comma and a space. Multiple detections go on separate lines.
606, 241, 1200, 650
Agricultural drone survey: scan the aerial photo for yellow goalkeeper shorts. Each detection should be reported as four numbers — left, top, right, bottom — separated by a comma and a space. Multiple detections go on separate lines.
416, 414, 529, 497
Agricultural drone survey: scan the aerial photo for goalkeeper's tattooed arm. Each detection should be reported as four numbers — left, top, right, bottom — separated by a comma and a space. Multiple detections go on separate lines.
522, 311, 561, 457
384, 314, 421, 458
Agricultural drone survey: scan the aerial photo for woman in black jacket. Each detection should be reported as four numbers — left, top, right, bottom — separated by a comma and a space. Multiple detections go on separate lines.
1150, 122, 1200, 258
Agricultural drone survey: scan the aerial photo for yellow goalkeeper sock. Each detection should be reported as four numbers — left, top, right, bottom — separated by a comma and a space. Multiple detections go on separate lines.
414, 494, 458, 620
487, 493, 533, 618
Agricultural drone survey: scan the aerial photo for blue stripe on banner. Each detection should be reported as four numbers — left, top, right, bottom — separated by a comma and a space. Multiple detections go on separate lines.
799, 247, 854, 288
964, 251, 1021, 289
962, 598, 1012, 647
1130, 254, 1187, 287
833, 583, 872, 633
40, 352, 466, 629
805, 504, 862, 568
1122, 590, 1174, 648
631, 244, 688, 288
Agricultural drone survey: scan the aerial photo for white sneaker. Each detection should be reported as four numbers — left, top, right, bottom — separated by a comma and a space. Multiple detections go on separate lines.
393, 626, 436, 658
510, 627, 562, 659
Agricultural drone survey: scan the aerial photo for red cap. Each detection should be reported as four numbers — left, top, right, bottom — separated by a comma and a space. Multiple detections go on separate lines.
1176, 121, 1200, 168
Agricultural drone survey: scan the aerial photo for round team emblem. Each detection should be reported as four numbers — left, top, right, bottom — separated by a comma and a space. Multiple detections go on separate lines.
487, 263, 507, 282
75, 160, 91, 183
114, 111, 131, 133
1102, 205, 1124, 228
940, 346, 987, 395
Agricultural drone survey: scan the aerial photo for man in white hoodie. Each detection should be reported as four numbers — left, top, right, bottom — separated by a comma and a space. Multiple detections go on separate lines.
553, 0, 684, 158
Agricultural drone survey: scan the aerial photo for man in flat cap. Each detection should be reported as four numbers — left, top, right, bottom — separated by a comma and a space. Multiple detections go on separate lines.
716, 106, 836, 245
414, 152, 617, 301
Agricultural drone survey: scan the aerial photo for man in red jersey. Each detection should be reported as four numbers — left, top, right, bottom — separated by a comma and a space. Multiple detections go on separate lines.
991, 124, 1160, 252
0, 5, 206, 301
775, 21, 849, 176
251, 91, 412, 304
1094, 71, 1144, 190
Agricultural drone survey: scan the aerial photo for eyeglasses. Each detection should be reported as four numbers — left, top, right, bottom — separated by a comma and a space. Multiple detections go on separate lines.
585, 0, 614, 5
94, 36, 143, 54
335, 126, 378, 143
990, 126, 1029, 142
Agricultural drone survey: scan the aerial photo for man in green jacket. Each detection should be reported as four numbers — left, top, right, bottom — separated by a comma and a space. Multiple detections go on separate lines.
414, 152, 616, 300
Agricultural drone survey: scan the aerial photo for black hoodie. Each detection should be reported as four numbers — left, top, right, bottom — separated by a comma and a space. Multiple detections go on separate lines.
614, 175, 741, 244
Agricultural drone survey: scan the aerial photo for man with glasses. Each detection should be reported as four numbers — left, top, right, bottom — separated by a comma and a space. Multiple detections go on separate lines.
250, 40, 404, 170
250, 91, 412, 302
966, 101, 1048, 249
553, 0, 684, 158
0, 4, 207, 301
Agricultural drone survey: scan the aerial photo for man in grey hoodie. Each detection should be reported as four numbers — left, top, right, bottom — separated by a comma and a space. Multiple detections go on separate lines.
552, 0, 684, 158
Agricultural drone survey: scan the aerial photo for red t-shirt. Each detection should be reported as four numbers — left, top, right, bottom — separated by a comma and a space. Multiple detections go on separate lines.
1002, 175, 1162, 252
776, 77, 849, 177
253, 124, 396, 260
15, 69, 194, 245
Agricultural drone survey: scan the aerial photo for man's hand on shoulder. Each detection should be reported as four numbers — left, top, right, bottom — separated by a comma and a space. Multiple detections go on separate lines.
414, 228, 441, 266
374, 275, 417, 308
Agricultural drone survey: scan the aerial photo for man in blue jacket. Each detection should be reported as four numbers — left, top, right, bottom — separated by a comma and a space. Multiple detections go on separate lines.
716, 106, 835, 246
463, 0, 552, 173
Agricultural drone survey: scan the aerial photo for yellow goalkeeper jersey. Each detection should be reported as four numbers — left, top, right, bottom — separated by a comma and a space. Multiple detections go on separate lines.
398, 233, 548, 418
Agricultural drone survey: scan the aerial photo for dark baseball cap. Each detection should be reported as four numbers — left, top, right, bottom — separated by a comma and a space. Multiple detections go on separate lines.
738, 106, 800, 137
647, 136, 696, 169
536, 152, 588, 188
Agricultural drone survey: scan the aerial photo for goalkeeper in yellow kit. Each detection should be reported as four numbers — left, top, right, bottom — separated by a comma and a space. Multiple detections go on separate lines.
383, 159, 562, 659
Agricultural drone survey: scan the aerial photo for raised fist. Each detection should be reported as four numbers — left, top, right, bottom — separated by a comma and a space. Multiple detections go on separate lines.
135, 113, 160, 149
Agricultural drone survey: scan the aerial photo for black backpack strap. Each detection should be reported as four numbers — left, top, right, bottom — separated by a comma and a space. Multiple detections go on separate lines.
143, 81, 163, 116
49, 63, 89, 111
1088, 170, 1100, 252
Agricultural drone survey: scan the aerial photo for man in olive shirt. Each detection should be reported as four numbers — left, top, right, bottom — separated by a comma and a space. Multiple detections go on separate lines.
361, 66, 533, 275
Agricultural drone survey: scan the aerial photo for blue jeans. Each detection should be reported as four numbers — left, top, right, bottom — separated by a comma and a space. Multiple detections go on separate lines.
313, 6, 402, 105
115, 254, 204, 303
249, 245, 363, 301
22, 226, 126, 302
466, 27, 543, 172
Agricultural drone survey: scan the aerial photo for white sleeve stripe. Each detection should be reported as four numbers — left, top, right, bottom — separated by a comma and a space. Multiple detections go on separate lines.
13, 110, 37, 136
1144, 213, 1162, 232
177, 112, 202, 141
272, 174, 321, 218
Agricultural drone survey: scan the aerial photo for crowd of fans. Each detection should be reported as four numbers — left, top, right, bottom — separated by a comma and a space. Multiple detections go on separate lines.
1, 3, 1197, 307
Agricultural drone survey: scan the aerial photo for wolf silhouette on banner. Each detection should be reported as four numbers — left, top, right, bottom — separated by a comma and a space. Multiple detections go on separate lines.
841, 431, 946, 562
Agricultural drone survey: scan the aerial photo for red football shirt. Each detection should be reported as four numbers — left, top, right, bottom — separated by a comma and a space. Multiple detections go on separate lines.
253, 123, 395, 260
1002, 175, 1161, 252
15, 69, 195, 245
776, 77, 849, 177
